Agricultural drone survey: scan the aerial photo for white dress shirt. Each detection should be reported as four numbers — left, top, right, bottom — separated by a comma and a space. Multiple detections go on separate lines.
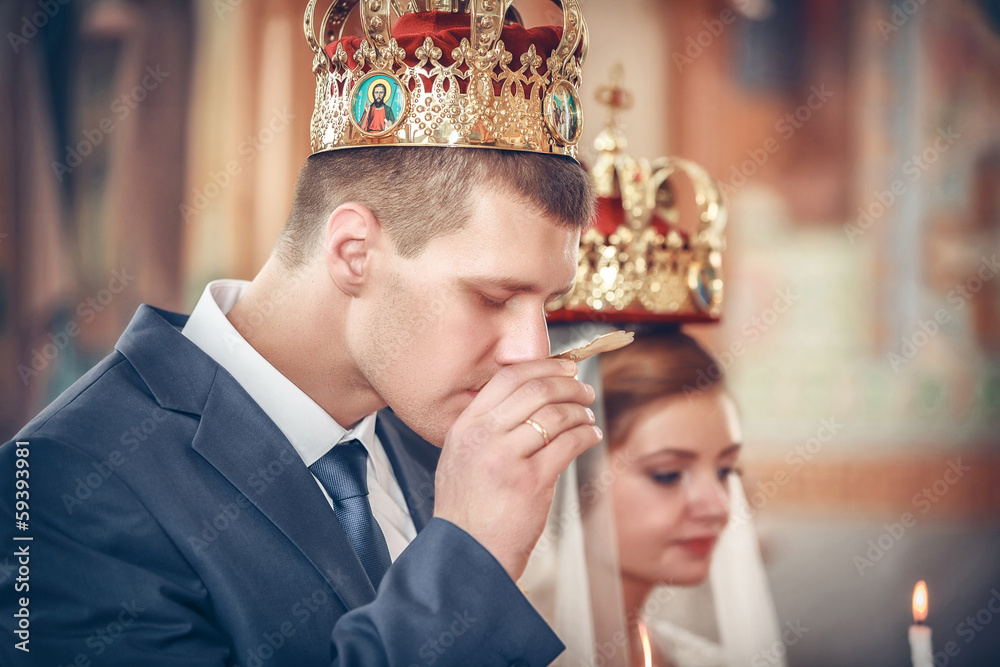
182, 279, 417, 561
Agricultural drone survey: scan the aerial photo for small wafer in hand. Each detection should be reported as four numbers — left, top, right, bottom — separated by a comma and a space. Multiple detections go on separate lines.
549, 330, 635, 362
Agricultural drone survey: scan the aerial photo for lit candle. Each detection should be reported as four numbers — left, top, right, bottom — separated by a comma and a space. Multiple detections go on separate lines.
909, 580, 933, 667
637, 618, 653, 667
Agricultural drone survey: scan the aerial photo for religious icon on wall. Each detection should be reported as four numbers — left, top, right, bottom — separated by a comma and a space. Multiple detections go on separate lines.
350, 73, 407, 136
544, 81, 582, 145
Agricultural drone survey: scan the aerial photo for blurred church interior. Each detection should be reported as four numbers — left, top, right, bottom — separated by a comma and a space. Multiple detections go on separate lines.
1, 0, 998, 664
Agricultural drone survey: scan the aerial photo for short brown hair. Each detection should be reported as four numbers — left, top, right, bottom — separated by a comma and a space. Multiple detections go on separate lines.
600, 328, 723, 448
275, 147, 595, 267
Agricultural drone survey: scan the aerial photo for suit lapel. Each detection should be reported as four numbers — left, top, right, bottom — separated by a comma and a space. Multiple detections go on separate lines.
117, 305, 427, 610
189, 361, 377, 610
375, 409, 439, 532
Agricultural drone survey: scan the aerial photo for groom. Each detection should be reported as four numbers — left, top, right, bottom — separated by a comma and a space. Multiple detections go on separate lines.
0, 5, 598, 667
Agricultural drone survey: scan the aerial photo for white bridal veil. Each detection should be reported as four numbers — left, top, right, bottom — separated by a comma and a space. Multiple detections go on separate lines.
520, 323, 786, 667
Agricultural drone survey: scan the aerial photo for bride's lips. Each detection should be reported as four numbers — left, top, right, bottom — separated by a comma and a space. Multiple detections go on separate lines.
673, 536, 718, 558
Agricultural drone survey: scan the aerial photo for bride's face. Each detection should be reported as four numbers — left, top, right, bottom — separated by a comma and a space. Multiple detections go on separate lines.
610, 388, 741, 589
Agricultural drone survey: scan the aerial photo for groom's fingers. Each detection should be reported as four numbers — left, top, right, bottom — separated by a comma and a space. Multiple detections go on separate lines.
513, 402, 596, 458
532, 422, 604, 481
486, 376, 594, 434
433, 356, 598, 581
468, 358, 579, 415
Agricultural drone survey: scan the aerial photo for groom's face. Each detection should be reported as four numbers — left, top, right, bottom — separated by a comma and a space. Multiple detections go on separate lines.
349, 185, 579, 446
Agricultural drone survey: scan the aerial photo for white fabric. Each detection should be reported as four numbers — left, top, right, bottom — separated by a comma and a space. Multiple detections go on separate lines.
182, 279, 417, 561
647, 618, 726, 667
709, 474, 786, 667
642, 475, 785, 667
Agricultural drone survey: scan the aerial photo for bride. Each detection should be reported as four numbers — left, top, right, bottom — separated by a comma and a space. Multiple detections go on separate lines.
520, 325, 785, 667
600, 328, 784, 667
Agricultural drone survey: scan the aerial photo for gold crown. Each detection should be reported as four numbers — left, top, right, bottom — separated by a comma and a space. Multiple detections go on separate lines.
303, 1, 588, 159
547, 66, 728, 324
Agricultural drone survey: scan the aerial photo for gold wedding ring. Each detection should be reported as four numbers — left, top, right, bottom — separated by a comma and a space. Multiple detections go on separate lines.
523, 418, 550, 446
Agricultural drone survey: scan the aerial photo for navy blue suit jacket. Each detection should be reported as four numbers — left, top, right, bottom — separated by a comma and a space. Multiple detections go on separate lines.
0, 305, 563, 666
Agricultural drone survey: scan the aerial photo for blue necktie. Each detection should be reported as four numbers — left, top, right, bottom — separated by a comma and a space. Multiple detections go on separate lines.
309, 440, 391, 590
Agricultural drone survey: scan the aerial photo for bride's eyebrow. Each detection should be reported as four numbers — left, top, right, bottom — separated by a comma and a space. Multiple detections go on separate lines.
718, 444, 742, 459
637, 449, 697, 463
638, 443, 742, 464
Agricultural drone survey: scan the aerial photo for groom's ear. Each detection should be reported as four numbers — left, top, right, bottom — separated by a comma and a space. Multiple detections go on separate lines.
324, 203, 382, 296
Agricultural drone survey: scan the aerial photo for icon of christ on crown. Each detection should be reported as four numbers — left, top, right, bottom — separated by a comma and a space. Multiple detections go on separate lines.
350, 73, 406, 137
360, 82, 395, 132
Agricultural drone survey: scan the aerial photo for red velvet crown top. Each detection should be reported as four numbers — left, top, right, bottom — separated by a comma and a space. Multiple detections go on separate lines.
325, 11, 563, 91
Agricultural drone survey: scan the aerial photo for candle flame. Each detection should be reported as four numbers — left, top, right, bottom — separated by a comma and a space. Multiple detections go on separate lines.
912, 580, 929, 623
637, 618, 653, 667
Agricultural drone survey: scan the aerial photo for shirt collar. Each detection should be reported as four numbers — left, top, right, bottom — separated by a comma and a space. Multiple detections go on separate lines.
182, 279, 378, 466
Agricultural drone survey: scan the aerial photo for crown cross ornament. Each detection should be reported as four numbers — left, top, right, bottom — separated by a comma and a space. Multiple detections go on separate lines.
303, 0, 588, 159
547, 65, 728, 324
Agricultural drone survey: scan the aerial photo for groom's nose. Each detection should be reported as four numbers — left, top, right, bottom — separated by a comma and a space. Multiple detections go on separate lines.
494, 308, 550, 366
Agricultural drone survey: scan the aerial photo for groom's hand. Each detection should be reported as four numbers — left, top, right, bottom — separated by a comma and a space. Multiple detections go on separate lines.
433, 358, 601, 581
